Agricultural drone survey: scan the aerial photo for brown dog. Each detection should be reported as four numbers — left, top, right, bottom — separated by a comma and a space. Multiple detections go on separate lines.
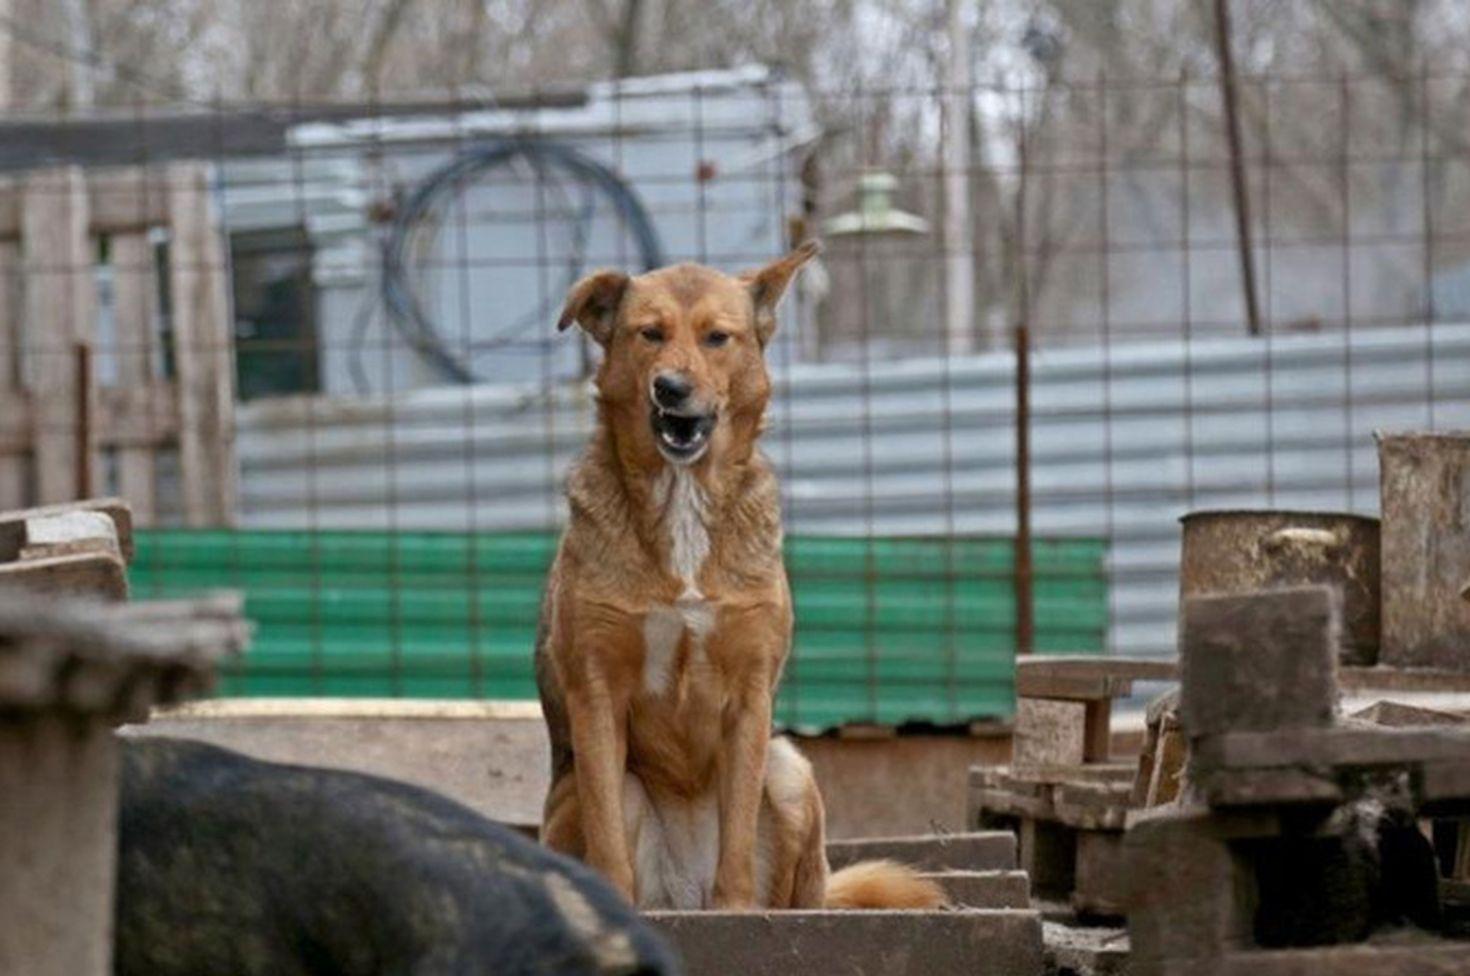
536, 243, 942, 911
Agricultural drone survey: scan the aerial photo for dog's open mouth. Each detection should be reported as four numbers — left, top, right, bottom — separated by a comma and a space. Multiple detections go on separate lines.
651, 407, 715, 463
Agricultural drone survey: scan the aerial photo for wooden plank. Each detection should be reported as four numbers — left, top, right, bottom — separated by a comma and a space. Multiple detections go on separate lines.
1339, 665, 1470, 694
0, 550, 128, 600
1194, 726, 1470, 771
21, 167, 94, 505
19, 510, 120, 559
1016, 656, 1178, 701
0, 169, 171, 239
1147, 717, 1188, 807
0, 498, 133, 563
167, 164, 236, 527
1194, 767, 1345, 807
1083, 699, 1112, 762
0, 385, 179, 453
109, 231, 159, 526
1349, 700, 1469, 727
0, 232, 23, 510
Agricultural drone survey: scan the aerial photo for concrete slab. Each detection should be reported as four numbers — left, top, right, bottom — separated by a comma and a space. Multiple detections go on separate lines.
647, 909, 1044, 976
1013, 698, 1087, 767
800, 732, 1010, 839
127, 701, 1016, 840
1140, 940, 1470, 976
922, 870, 1030, 909
123, 699, 550, 830
826, 831, 1017, 872
1043, 921, 1129, 976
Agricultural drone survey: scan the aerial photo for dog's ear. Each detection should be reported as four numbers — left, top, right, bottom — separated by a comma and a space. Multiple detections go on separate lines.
740, 240, 821, 347
557, 270, 630, 346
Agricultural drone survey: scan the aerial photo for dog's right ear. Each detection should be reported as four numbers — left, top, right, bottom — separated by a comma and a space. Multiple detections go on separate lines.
557, 270, 630, 346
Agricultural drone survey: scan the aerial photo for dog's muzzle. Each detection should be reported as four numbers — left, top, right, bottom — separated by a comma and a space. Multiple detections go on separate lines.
650, 405, 715, 464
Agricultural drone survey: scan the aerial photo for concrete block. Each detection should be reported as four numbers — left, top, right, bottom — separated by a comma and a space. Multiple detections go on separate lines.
1124, 808, 1255, 965
1073, 830, 1128, 917
0, 589, 244, 976
1180, 586, 1339, 738
922, 870, 1030, 909
1013, 698, 1087, 767
1021, 817, 1076, 897
826, 831, 1016, 872
647, 909, 1044, 976
0, 715, 118, 976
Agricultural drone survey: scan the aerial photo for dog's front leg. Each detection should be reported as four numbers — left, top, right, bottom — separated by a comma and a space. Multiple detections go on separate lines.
713, 678, 773, 909
566, 677, 635, 901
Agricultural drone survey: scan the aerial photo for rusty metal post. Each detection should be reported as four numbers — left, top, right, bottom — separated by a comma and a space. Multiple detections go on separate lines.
74, 341, 92, 499
1213, 0, 1262, 337
1014, 321, 1034, 657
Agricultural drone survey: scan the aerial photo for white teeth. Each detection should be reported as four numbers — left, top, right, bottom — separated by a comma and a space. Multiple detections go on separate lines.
660, 429, 707, 448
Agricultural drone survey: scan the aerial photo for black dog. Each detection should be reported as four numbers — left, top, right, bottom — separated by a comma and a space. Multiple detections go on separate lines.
116, 737, 679, 976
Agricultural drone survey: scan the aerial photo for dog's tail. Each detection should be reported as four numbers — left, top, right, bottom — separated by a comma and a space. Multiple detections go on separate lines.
824, 859, 945, 909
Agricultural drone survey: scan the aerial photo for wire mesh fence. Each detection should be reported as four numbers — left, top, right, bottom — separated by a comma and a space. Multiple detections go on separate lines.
0, 57, 1467, 728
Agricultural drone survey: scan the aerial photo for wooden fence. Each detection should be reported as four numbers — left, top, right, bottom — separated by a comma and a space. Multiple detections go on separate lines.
0, 164, 236, 526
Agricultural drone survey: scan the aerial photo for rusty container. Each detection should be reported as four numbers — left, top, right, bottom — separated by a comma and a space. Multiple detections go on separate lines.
1179, 509, 1380, 666
1378, 431, 1470, 671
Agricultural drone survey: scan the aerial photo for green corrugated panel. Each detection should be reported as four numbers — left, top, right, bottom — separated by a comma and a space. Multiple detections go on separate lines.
129, 530, 1108, 730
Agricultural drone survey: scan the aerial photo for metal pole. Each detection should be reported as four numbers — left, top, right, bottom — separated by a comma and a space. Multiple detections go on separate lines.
75, 341, 92, 498
942, 0, 975, 355
1014, 321, 1034, 656
1213, 0, 1262, 336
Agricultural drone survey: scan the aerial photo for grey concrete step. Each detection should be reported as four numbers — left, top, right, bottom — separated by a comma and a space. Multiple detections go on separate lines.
827, 831, 1017, 872
924, 870, 1030, 909
647, 909, 1044, 976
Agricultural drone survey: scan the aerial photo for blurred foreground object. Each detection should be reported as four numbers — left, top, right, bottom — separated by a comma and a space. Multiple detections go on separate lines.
0, 574, 246, 976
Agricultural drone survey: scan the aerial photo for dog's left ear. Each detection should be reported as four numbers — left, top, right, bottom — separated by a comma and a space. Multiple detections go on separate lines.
557, 270, 630, 346
740, 240, 821, 347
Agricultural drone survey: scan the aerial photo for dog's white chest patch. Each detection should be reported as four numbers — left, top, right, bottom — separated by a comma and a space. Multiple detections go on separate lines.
658, 468, 710, 591
642, 596, 715, 696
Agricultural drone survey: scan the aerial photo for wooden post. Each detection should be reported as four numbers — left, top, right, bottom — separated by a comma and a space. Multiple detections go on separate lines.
0, 0, 10, 112
941, 0, 974, 355
21, 167, 94, 505
167, 163, 236, 527
110, 231, 158, 525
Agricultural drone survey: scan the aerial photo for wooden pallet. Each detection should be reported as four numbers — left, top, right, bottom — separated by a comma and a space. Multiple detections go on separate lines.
0, 498, 133, 599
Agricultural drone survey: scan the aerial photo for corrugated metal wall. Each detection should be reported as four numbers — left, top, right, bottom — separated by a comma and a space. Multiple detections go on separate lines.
235, 321, 1470, 660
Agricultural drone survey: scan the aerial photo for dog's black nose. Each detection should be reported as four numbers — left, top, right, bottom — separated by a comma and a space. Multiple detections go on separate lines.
652, 373, 692, 408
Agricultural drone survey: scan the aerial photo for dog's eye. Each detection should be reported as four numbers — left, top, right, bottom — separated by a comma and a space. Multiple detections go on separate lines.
703, 330, 731, 348
639, 327, 665, 343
